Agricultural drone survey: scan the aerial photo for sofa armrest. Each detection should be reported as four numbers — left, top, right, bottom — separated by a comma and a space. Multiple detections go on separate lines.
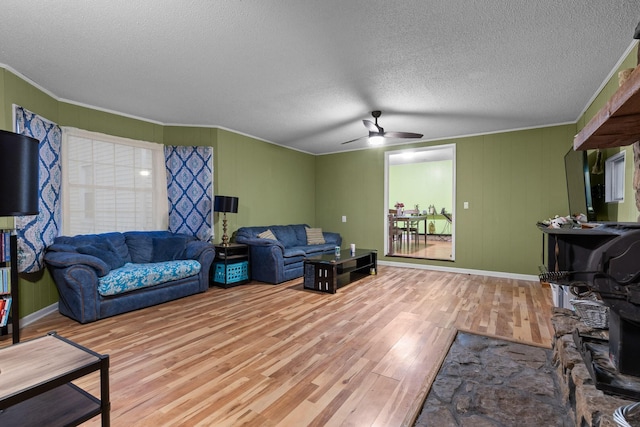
247, 244, 286, 284
322, 232, 342, 246
189, 241, 215, 291
48, 263, 101, 324
236, 236, 285, 250
44, 251, 111, 277
183, 240, 214, 260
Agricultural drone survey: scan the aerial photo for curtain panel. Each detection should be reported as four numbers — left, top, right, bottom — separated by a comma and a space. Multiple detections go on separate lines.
164, 146, 213, 241
14, 106, 62, 273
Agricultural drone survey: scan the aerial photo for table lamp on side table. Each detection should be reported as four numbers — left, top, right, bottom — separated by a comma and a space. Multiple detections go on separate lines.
0, 129, 40, 344
214, 195, 238, 246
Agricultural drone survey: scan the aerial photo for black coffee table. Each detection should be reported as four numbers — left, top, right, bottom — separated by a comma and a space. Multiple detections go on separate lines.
303, 248, 377, 294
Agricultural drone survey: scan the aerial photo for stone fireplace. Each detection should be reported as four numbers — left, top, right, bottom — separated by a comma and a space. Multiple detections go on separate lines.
552, 308, 640, 426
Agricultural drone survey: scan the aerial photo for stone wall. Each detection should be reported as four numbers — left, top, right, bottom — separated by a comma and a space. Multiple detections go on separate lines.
552, 308, 636, 426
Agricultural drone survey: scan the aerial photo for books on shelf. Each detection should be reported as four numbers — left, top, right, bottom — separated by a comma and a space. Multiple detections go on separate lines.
0, 267, 9, 294
0, 295, 11, 327
0, 230, 11, 263
0, 230, 13, 329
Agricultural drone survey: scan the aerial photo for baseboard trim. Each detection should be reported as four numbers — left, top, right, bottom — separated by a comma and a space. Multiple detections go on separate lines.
19, 303, 58, 329
377, 260, 539, 282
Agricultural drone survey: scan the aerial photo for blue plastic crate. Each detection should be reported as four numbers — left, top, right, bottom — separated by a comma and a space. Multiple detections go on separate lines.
214, 261, 249, 284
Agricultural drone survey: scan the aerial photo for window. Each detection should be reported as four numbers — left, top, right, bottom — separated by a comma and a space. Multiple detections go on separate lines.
62, 128, 168, 235
605, 151, 625, 203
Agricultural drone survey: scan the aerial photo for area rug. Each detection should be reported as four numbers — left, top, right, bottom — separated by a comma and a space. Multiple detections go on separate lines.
413, 332, 573, 426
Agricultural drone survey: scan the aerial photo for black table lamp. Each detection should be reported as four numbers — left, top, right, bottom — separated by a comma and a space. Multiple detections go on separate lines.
0, 130, 40, 216
214, 195, 238, 246
0, 130, 39, 345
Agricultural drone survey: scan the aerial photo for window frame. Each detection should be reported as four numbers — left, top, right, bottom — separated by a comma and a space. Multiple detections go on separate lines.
61, 127, 168, 235
605, 151, 625, 203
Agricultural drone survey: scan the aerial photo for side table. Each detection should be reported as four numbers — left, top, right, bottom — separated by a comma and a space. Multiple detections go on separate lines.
211, 243, 250, 287
0, 332, 110, 426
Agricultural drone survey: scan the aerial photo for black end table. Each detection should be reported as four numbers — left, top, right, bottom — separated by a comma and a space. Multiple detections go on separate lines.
211, 243, 250, 287
303, 249, 377, 294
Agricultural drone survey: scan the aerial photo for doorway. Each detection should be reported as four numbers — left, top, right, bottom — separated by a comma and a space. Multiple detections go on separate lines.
385, 144, 455, 260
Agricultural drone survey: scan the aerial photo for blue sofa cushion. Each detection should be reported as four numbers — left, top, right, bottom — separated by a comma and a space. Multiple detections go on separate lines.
98, 260, 201, 296
77, 242, 125, 270
272, 226, 301, 247
54, 232, 132, 264
125, 231, 193, 263
295, 244, 335, 254
151, 236, 186, 262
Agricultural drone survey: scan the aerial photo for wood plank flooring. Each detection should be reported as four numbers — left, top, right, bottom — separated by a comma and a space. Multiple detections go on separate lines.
388, 237, 453, 260
11, 265, 554, 426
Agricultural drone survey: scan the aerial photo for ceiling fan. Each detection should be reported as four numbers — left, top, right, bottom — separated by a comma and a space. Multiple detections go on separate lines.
342, 111, 423, 145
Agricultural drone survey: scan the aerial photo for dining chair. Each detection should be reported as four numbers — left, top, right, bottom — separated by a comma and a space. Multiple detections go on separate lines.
388, 214, 403, 248
398, 210, 419, 242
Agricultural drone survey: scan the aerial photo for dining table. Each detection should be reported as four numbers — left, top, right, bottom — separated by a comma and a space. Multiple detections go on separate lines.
392, 214, 427, 245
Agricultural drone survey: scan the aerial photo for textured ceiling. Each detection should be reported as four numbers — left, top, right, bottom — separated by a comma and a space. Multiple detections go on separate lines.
1, 1, 639, 154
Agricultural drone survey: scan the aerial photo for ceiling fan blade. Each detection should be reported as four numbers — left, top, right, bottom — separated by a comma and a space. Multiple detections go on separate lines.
382, 131, 423, 139
341, 135, 367, 145
363, 119, 380, 133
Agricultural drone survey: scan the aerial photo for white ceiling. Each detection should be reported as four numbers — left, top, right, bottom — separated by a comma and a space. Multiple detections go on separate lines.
1, 1, 639, 155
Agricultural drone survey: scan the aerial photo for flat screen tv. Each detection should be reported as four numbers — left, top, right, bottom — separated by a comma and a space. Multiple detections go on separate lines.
564, 148, 596, 222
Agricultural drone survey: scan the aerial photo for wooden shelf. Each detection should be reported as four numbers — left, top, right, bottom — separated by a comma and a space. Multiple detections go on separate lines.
0, 383, 101, 426
574, 65, 640, 150
0, 333, 110, 426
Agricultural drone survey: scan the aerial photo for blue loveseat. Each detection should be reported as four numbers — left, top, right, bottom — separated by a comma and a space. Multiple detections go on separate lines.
235, 224, 341, 284
44, 231, 215, 323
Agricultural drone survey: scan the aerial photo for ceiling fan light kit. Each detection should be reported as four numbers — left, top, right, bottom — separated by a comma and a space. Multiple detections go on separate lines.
368, 135, 385, 145
342, 111, 423, 146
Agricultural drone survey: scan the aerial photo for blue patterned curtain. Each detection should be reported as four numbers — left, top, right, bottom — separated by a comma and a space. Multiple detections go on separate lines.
164, 146, 213, 241
14, 106, 62, 273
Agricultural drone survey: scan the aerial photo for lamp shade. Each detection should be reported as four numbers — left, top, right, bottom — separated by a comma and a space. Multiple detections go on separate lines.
0, 130, 40, 216
213, 195, 238, 213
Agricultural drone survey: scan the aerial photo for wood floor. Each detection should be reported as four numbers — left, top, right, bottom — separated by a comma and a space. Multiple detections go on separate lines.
13, 266, 554, 426
388, 239, 453, 261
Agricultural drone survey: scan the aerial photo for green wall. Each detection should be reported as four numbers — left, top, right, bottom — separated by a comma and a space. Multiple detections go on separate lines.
576, 44, 639, 222
1, 68, 316, 319
2, 42, 637, 318
0, 69, 61, 317
316, 126, 573, 274
390, 160, 453, 233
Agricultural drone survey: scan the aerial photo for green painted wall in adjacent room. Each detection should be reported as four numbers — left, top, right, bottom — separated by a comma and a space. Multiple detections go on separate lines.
390, 160, 453, 233
390, 161, 453, 212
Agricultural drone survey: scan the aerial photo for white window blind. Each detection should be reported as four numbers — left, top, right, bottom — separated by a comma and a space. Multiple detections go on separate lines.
62, 128, 168, 235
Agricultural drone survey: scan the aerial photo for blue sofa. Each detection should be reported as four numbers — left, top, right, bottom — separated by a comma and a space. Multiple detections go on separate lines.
235, 224, 341, 284
44, 231, 215, 323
